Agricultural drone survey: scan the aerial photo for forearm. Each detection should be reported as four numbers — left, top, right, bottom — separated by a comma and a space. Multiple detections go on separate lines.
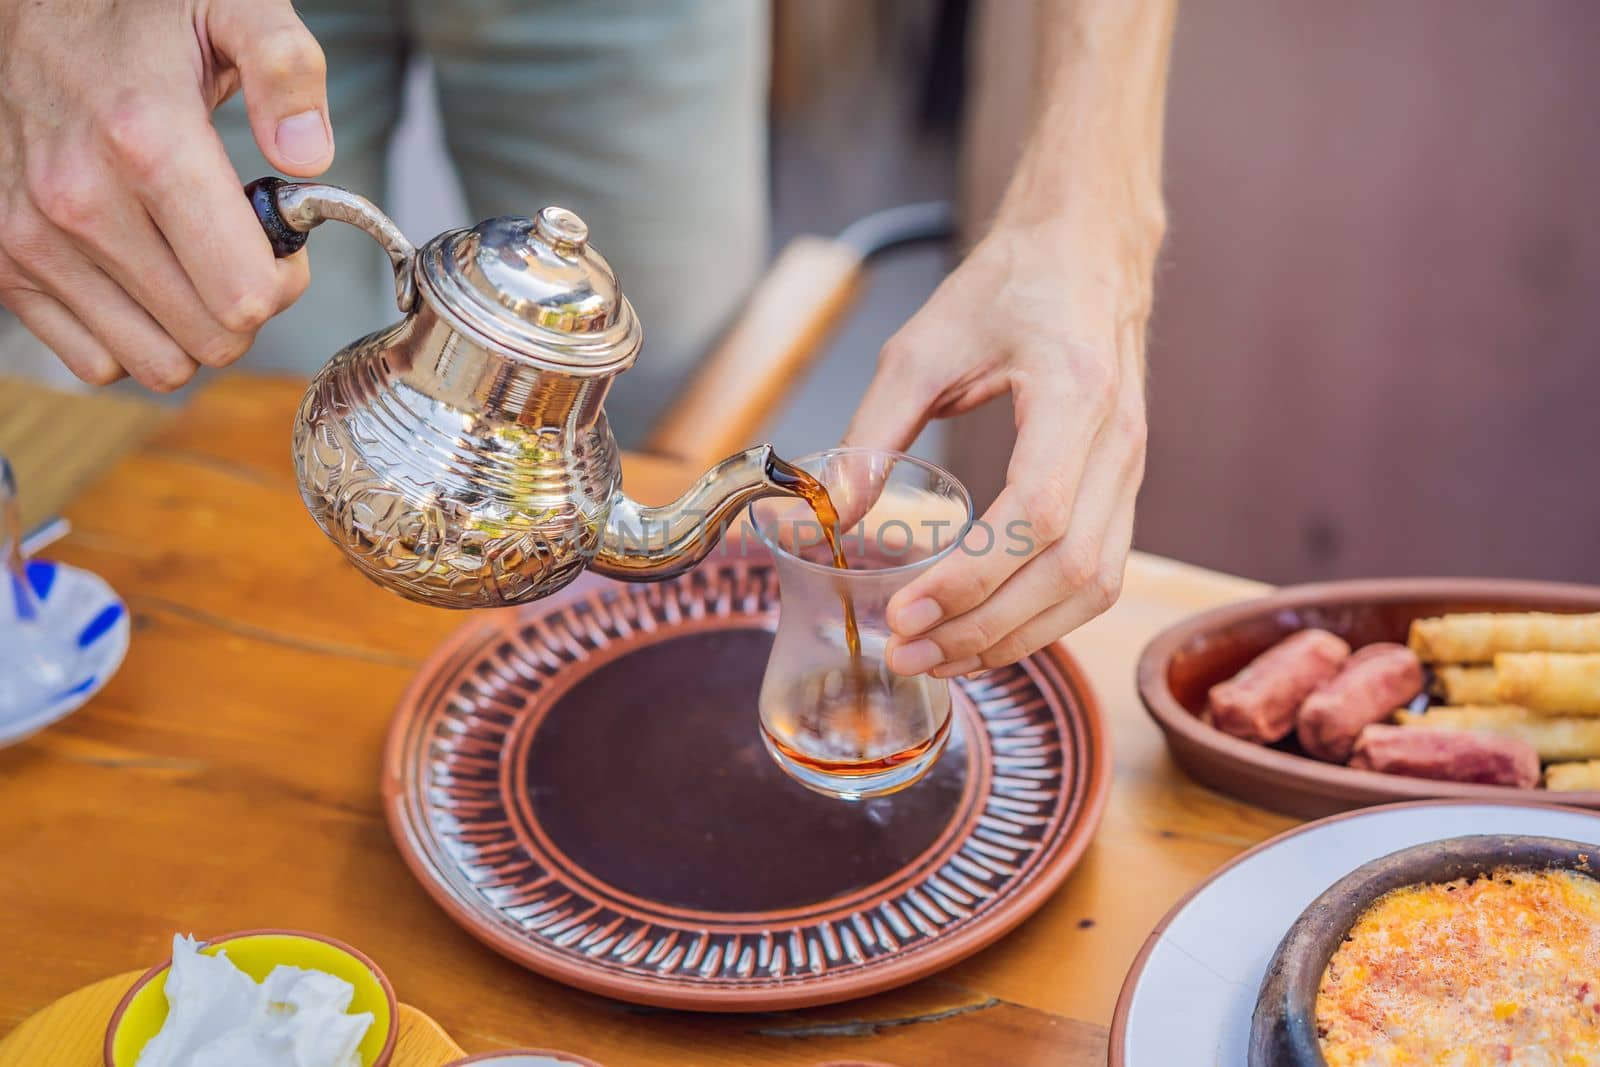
993, 0, 1177, 300
848, 1, 1170, 669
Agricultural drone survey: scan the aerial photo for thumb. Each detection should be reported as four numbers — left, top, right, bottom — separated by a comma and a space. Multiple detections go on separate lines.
835, 340, 934, 531
209, 2, 334, 176
841, 342, 931, 454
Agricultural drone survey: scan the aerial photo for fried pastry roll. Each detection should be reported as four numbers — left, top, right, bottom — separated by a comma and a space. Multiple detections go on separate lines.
1545, 760, 1600, 791
1432, 665, 1499, 705
1494, 652, 1600, 715
1408, 612, 1600, 663
1397, 704, 1600, 762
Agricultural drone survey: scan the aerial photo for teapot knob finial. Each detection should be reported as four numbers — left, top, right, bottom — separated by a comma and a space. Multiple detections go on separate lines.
534, 206, 589, 256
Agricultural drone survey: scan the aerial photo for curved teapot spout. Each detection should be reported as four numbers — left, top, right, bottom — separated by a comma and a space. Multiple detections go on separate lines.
591, 445, 798, 582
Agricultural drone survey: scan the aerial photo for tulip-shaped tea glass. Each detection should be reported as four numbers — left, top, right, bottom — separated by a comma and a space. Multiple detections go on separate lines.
749, 449, 973, 799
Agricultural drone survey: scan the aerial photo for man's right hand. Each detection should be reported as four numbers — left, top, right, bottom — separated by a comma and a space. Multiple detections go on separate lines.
0, 0, 332, 389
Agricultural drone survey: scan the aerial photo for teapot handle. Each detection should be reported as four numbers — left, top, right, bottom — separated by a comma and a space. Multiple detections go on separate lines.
244, 177, 418, 312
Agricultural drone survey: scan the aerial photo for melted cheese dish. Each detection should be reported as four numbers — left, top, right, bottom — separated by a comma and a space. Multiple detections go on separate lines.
1317, 867, 1600, 1066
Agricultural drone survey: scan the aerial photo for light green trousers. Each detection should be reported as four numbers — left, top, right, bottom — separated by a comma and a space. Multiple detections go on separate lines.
217, 0, 769, 445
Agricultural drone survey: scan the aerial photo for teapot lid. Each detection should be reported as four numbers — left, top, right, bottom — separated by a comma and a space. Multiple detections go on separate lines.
414, 207, 641, 375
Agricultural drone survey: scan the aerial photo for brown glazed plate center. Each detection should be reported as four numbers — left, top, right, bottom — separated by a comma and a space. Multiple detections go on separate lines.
382, 556, 1111, 1011
502, 625, 982, 920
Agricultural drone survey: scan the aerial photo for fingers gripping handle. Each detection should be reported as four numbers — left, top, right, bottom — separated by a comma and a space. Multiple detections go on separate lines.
245, 177, 309, 257
243, 176, 418, 311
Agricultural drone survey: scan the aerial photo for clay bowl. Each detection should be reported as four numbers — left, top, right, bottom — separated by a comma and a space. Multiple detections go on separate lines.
1249, 833, 1598, 1066
1137, 577, 1600, 818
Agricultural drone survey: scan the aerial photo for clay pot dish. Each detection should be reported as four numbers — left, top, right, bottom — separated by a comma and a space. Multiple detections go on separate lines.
1249, 833, 1598, 1066
1137, 577, 1600, 818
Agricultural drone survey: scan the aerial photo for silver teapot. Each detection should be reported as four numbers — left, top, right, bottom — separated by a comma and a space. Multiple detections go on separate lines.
246, 177, 800, 608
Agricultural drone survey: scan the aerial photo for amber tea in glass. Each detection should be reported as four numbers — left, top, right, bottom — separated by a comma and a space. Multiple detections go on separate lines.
752, 449, 973, 799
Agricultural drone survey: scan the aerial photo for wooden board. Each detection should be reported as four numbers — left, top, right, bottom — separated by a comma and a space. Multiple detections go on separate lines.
0, 377, 167, 533
0, 971, 464, 1067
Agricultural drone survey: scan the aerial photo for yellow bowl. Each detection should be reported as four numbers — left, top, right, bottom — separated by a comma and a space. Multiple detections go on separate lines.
103, 929, 399, 1067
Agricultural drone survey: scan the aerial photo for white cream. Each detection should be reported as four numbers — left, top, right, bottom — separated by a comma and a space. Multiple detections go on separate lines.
135, 935, 373, 1067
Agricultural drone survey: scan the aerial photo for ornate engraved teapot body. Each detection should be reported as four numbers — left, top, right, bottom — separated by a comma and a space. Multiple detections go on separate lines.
247, 178, 794, 608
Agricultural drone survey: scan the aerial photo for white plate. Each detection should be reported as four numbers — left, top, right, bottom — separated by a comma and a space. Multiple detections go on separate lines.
1109, 800, 1600, 1066
0, 559, 128, 746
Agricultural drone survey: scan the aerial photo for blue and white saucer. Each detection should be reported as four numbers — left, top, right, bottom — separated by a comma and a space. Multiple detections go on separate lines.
0, 559, 128, 747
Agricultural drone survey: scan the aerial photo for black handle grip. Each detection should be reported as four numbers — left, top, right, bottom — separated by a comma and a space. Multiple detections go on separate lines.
245, 177, 309, 258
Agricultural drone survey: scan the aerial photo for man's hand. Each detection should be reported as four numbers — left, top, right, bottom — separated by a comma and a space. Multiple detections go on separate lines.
0, 0, 332, 389
845, 216, 1157, 677
844, 0, 1176, 676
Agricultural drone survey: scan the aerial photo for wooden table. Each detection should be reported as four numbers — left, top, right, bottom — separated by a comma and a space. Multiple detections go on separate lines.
0, 377, 165, 534
0, 377, 1292, 1065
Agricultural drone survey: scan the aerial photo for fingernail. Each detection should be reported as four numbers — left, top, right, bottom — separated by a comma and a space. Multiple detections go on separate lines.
894, 597, 943, 635
276, 110, 330, 165
890, 639, 943, 675
933, 656, 982, 679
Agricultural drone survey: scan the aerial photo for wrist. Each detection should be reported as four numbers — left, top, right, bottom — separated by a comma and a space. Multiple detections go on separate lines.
963, 214, 1155, 374
984, 206, 1161, 308
994, 138, 1166, 252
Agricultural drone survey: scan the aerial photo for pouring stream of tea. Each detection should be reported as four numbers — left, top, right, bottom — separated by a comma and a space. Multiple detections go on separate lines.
765, 457, 860, 656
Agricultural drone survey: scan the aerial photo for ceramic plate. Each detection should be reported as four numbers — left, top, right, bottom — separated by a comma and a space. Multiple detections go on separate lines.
0, 559, 128, 747
384, 555, 1110, 1011
1108, 800, 1600, 1066
1137, 578, 1600, 818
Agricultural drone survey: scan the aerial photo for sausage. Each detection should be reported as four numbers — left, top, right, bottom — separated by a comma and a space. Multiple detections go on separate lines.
1296, 643, 1424, 762
1204, 629, 1351, 744
1349, 724, 1540, 788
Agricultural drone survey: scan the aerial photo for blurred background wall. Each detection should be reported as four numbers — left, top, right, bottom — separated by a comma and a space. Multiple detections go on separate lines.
951, 0, 1600, 585
1138, 0, 1600, 584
